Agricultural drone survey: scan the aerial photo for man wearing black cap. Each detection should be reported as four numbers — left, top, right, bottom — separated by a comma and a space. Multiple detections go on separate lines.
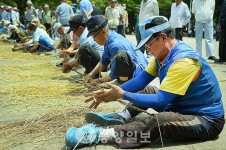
61, 14, 104, 76
84, 15, 148, 86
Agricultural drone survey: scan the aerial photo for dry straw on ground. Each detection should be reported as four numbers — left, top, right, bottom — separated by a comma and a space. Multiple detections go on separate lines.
0, 42, 91, 149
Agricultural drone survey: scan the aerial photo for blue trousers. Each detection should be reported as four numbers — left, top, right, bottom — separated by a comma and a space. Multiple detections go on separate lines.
38, 36, 55, 52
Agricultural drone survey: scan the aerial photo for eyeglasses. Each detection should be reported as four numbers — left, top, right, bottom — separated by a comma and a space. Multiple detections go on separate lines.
145, 36, 159, 50
92, 29, 102, 38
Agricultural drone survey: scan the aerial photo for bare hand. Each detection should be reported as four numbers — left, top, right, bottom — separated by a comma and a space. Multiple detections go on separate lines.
83, 82, 124, 109
84, 73, 93, 83
62, 62, 73, 73
84, 89, 109, 109
94, 82, 124, 101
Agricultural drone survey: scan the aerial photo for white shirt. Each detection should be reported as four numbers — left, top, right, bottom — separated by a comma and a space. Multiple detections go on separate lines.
105, 6, 121, 28
139, 0, 159, 25
192, 0, 215, 23
169, 2, 191, 29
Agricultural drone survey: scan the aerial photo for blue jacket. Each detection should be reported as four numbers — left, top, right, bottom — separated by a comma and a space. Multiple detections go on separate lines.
156, 41, 224, 119
102, 30, 148, 79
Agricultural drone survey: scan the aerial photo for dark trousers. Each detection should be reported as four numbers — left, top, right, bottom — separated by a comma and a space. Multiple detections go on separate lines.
114, 86, 225, 148
44, 23, 52, 37
113, 51, 135, 84
114, 113, 224, 148
117, 25, 126, 37
77, 44, 101, 74
219, 27, 226, 60
175, 28, 183, 41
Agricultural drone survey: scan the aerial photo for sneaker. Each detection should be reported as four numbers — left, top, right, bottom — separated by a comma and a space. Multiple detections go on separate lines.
85, 112, 125, 126
208, 56, 216, 60
65, 124, 102, 148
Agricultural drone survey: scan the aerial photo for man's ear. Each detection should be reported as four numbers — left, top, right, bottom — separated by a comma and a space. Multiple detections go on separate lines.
161, 33, 167, 43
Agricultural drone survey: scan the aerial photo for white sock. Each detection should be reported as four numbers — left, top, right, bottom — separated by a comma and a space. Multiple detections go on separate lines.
99, 128, 116, 143
117, 109, 131, 121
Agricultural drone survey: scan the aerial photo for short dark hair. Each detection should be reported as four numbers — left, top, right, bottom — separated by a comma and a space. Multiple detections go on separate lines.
26, 23, 37, 31
145, 17, 175, 39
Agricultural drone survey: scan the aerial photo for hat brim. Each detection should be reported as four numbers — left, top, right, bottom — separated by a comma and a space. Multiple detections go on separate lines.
136, 34, 152, 50
87, 20, 108, 37
67, 26, 77, 34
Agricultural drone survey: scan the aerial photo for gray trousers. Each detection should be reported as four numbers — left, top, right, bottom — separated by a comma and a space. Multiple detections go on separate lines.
114, 86, 225, 148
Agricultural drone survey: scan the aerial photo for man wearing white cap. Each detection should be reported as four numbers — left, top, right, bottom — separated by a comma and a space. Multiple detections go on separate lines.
42, 4, 53, 36
53, 22, 71, 50
64, 16, 225, 149
7, 25, 26, 43
25, 0, 38, 24
7, 6, 19, 25
1, 5, 10, 22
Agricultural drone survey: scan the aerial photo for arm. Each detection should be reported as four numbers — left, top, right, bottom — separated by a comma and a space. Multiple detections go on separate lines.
153, 1, 159, 16
120, 70, 155, 93
29, 41, 39, 52
192, 0, 196, 14
84, 62, 107, 83
123, 90, 177, 111
183, 5, 191, 26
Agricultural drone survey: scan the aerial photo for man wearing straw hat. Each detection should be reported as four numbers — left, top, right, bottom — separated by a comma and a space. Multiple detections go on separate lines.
65, 16, 225, 149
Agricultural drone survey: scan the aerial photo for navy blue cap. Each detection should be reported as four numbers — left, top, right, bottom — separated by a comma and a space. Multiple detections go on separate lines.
67, 14, 84, 34
85, 15, 108, 37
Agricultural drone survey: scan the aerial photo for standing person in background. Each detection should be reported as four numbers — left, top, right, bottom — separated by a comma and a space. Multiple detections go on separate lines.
138, 0, 159, 56
169, 0, 191, 41
72, 4, 81, 15
42, 4, 53, 37
105, 0, 121, 32
7, 6, 19, 25
91, 1, 102, 16
55, 0, 73, 26
215, 0, 226, 63
122, 4, 128, 35
192, 0, 216, 60
117, 3, 126, 37
1, 5, 10, 21
13, 7, 20, 24
135, 5, 141, 47
79, 0, 93, 21
25, 0, 38, 24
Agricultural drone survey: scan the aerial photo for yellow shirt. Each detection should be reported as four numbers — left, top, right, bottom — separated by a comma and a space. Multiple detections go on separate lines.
145, 57, 202, 95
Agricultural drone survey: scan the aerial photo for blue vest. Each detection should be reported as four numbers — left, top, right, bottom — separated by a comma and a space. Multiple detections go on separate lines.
156, 41, 224, 119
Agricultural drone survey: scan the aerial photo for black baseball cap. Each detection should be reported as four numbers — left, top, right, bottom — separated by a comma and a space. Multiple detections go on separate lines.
67, 15, 85, 34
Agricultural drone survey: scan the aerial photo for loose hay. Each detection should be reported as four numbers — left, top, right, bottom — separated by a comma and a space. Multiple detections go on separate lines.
0, 42, 89, 149
0, 42, 122, 149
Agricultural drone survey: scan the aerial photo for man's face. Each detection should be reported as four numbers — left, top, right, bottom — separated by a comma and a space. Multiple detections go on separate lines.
27, 4, 32, 8
145, 33, 169, 61
92, 29, 108, 46
175, 0, 182, 5
58, 27, 64, 35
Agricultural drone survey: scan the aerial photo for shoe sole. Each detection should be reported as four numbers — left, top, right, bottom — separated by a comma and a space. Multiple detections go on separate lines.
85, 113, 124, 126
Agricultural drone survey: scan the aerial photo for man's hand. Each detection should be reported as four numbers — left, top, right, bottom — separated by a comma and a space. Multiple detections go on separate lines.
84, 82, 124, 109
84, 89, 110, 109
62, 62, 73, 73
84, 73, 93, 83
85, 78, 100, 88
59, 50, 75, 56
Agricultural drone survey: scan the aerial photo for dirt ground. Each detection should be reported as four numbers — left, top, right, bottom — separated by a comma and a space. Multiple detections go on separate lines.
0, 36, 226, 150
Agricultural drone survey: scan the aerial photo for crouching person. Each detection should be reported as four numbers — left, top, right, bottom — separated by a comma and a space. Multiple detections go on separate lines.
65, 16, 225, 149
7, 25, 26, 43
13, 23, 54, 52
